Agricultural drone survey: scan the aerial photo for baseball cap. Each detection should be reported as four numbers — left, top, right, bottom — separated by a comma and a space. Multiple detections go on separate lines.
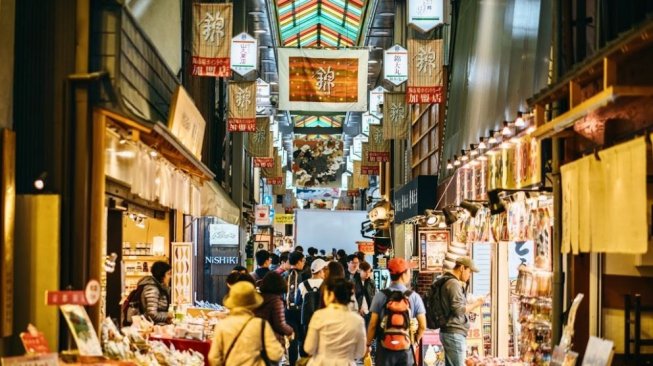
311, 258, 327, 274
455, 257, 479, 272
387, 258, 409, 275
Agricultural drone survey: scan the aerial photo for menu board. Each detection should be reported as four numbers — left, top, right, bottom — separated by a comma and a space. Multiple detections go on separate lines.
418, 230, 449, 272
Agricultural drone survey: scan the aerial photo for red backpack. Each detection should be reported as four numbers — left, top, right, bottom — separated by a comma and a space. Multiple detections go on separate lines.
380, 289, 413, 351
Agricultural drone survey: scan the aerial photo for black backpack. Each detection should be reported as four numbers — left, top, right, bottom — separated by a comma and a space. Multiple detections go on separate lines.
121, 284, 145, 326
284, 269, 302, 311
425, 276, 455, 330
300, 280, 321, 327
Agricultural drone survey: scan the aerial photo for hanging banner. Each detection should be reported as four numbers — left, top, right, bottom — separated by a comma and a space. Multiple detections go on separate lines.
253, 157, 273, 168
230, 32, 257, 76
361, 143, 379, 175
362, 112, 380, 136
292, 136, 344, 187
263, 149, 283, 185
353, 134, 368, 157
407, 38, 444, 104
272, 173, 287, 194
278, 48, 368, 112
256, 78, 271, 115
192, 3, 232, 77
487, 135, 540, 190
368, 124, 390, 162
227, 81, 256, 132
384, 44, 408, 86
408, 0, 444, 32
246, 117, 271, 157
369, 86, 387, 117
350, 161, 369, 189
383, 92, 409, 139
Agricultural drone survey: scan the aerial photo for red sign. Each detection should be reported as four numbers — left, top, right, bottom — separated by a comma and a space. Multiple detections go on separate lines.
357, 241, 375, 255
361, 166, 379, 175
347, 190, 360, 197
267, 177, 283, 185
19, 332, 51, 354
227, 118, 256, 132
46, 291, 88, 306
254, 157, 274, 168
368, 151, 390, 163
406, 86, 443, 104
0, 353, 58, 366
192, 57, 231, 78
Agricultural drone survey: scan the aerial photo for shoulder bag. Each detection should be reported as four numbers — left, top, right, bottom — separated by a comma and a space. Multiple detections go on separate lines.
224, 317, 255, 363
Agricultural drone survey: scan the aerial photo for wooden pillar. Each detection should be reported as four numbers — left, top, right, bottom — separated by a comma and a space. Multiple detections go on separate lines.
88, 110, 106, 327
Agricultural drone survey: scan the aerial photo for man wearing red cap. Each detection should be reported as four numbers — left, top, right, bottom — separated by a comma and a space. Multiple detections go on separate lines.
365, 257, 426, 365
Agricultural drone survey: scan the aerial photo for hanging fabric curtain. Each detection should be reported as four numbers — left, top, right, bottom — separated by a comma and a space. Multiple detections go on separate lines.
561, 137, 647, 254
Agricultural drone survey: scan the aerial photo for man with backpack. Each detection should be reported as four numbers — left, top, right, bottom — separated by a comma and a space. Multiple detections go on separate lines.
429, 257, 484, 366
251, 250, 271, 283
298, 258, 326, 335
283, 251, 306, 366
366, 258, 426, 366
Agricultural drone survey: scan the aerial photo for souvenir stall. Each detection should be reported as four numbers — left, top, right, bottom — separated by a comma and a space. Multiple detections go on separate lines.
436, 131, 554, 365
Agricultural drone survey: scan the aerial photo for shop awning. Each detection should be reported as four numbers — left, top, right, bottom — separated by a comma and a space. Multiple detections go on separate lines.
200, 181, 240, 225
561, 137, 647, 254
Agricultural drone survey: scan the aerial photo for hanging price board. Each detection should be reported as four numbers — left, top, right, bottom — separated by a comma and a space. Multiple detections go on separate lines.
369, 86, 387, 117
230, 32, 257, 76
384, 44, 408, 86
408, 0, 444, 32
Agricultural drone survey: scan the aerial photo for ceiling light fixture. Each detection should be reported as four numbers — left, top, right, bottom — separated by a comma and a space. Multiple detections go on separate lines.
253, 29, 267, 34
488, 130, 498, 144
149, 150, 158, 157
470, 144, 479, 156
446, 160, 453, 170
453, 155, 461, 166
368, 59, 378, 64
460, 150, 468, 161
515, 111, 526, 127
378, 12, 395, 16
502, 121, 512, 136
478, 137, 487, 150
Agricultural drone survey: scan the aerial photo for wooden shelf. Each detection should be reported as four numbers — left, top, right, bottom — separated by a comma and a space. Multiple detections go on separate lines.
123, 255, 168, 261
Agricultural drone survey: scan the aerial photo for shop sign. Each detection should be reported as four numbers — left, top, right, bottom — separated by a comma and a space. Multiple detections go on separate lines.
408, 0, 444, 32
19, 330, 51, 354
384, 44, 408, 86
274, 214, 294, 225
230, 32, 257, 76
352, 134, 367, 157
267, 177, 283, 185
369, 86, 387, 117
254, 157, 274, 168
255, 205, 271, 226
361, 112, 380, 136
418, 229, 449, 273
373, 268, 391, 290
205, 255, 239, 265
256, 78, 271, 115
347, 189, 361, 197
227, 81, 257, 132
487, 135, 541, 191
0, 353, 58, 366
192, 3, 233, 77
209, 224, 239, 245
168, 86, 206, 159
392, 175, 438, 222
84, 279, 101, 306
407, 38, 443, 104
367, 125, 390, 162
421, 330, 445, 364
46, 290, 88, 306
357, 241, 375, 255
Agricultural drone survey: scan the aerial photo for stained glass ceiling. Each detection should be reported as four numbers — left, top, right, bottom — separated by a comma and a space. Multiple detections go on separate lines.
276, 0, 367, 48
293, 115, 344, 128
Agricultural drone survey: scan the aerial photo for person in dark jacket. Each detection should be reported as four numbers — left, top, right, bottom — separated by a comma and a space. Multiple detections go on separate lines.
255, 271, 294, 345
336, 249, 347, 270
438, 257, 484, 366
137, 261, 172, 324
355, 261, 376, 325
252, 250, 271, 282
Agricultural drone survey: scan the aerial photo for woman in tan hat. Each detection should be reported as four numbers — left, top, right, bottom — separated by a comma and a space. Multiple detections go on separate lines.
208, 281, 284, 366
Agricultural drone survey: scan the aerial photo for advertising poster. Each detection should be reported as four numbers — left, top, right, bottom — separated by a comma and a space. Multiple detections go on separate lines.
466, 306, 485, 357
59, 305, 103, 356
418, 230, 449, 272
421, 330, 445, 366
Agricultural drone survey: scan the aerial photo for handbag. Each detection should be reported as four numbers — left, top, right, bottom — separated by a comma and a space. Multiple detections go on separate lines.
260, 319, 273, 366
296, 357, 311, 366
224, 317, 255, 363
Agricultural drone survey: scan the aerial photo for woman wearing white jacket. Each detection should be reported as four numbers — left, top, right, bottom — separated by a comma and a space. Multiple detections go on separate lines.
303, 278, 367, 366
208, 281, 284, 366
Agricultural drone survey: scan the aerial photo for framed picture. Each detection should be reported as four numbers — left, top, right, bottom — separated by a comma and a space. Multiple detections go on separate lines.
418, 229, 449, 272
59, 305, 102, 356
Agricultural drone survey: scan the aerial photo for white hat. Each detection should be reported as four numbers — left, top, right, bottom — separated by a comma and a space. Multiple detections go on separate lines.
311, 259, 327, 274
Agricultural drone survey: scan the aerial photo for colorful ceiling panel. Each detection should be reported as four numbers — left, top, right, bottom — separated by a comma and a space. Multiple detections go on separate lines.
276, 0, 367, 48
293, 115, 344, 128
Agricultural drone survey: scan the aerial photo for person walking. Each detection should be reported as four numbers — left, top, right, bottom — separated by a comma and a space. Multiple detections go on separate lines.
275, 251, 291, 275
366, 258, 427, 366
255, 272, 295, 346
355, 261, 376, 326
208, 281, 284, 366
283, 251, 306, 366
298, 259, 327, 336
436, 257, 484, 366
322, 261, 358, 312
344, 254, 360, 282
137, 261, 173, 325
303, 278, 367, 366
252, 250, 272, 283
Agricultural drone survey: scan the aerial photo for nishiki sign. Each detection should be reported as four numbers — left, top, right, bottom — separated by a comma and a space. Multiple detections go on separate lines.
392, 175, 438, 223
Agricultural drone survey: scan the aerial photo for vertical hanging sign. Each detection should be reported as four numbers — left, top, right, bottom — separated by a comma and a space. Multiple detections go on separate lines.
362, 112, 380, 136
384, 44, 408, 86
368, 125, 390, 162
230, 32, 257, 76
407, 38, 444, 104
383, 92, 409, 139
408, 0, 444, 32
361, 143, 380, 175
256, 78, 271, 115
192, 3, 233, 77
227, 81, 256, 132
247, 117, 272, 164
369, 86, 387, 117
